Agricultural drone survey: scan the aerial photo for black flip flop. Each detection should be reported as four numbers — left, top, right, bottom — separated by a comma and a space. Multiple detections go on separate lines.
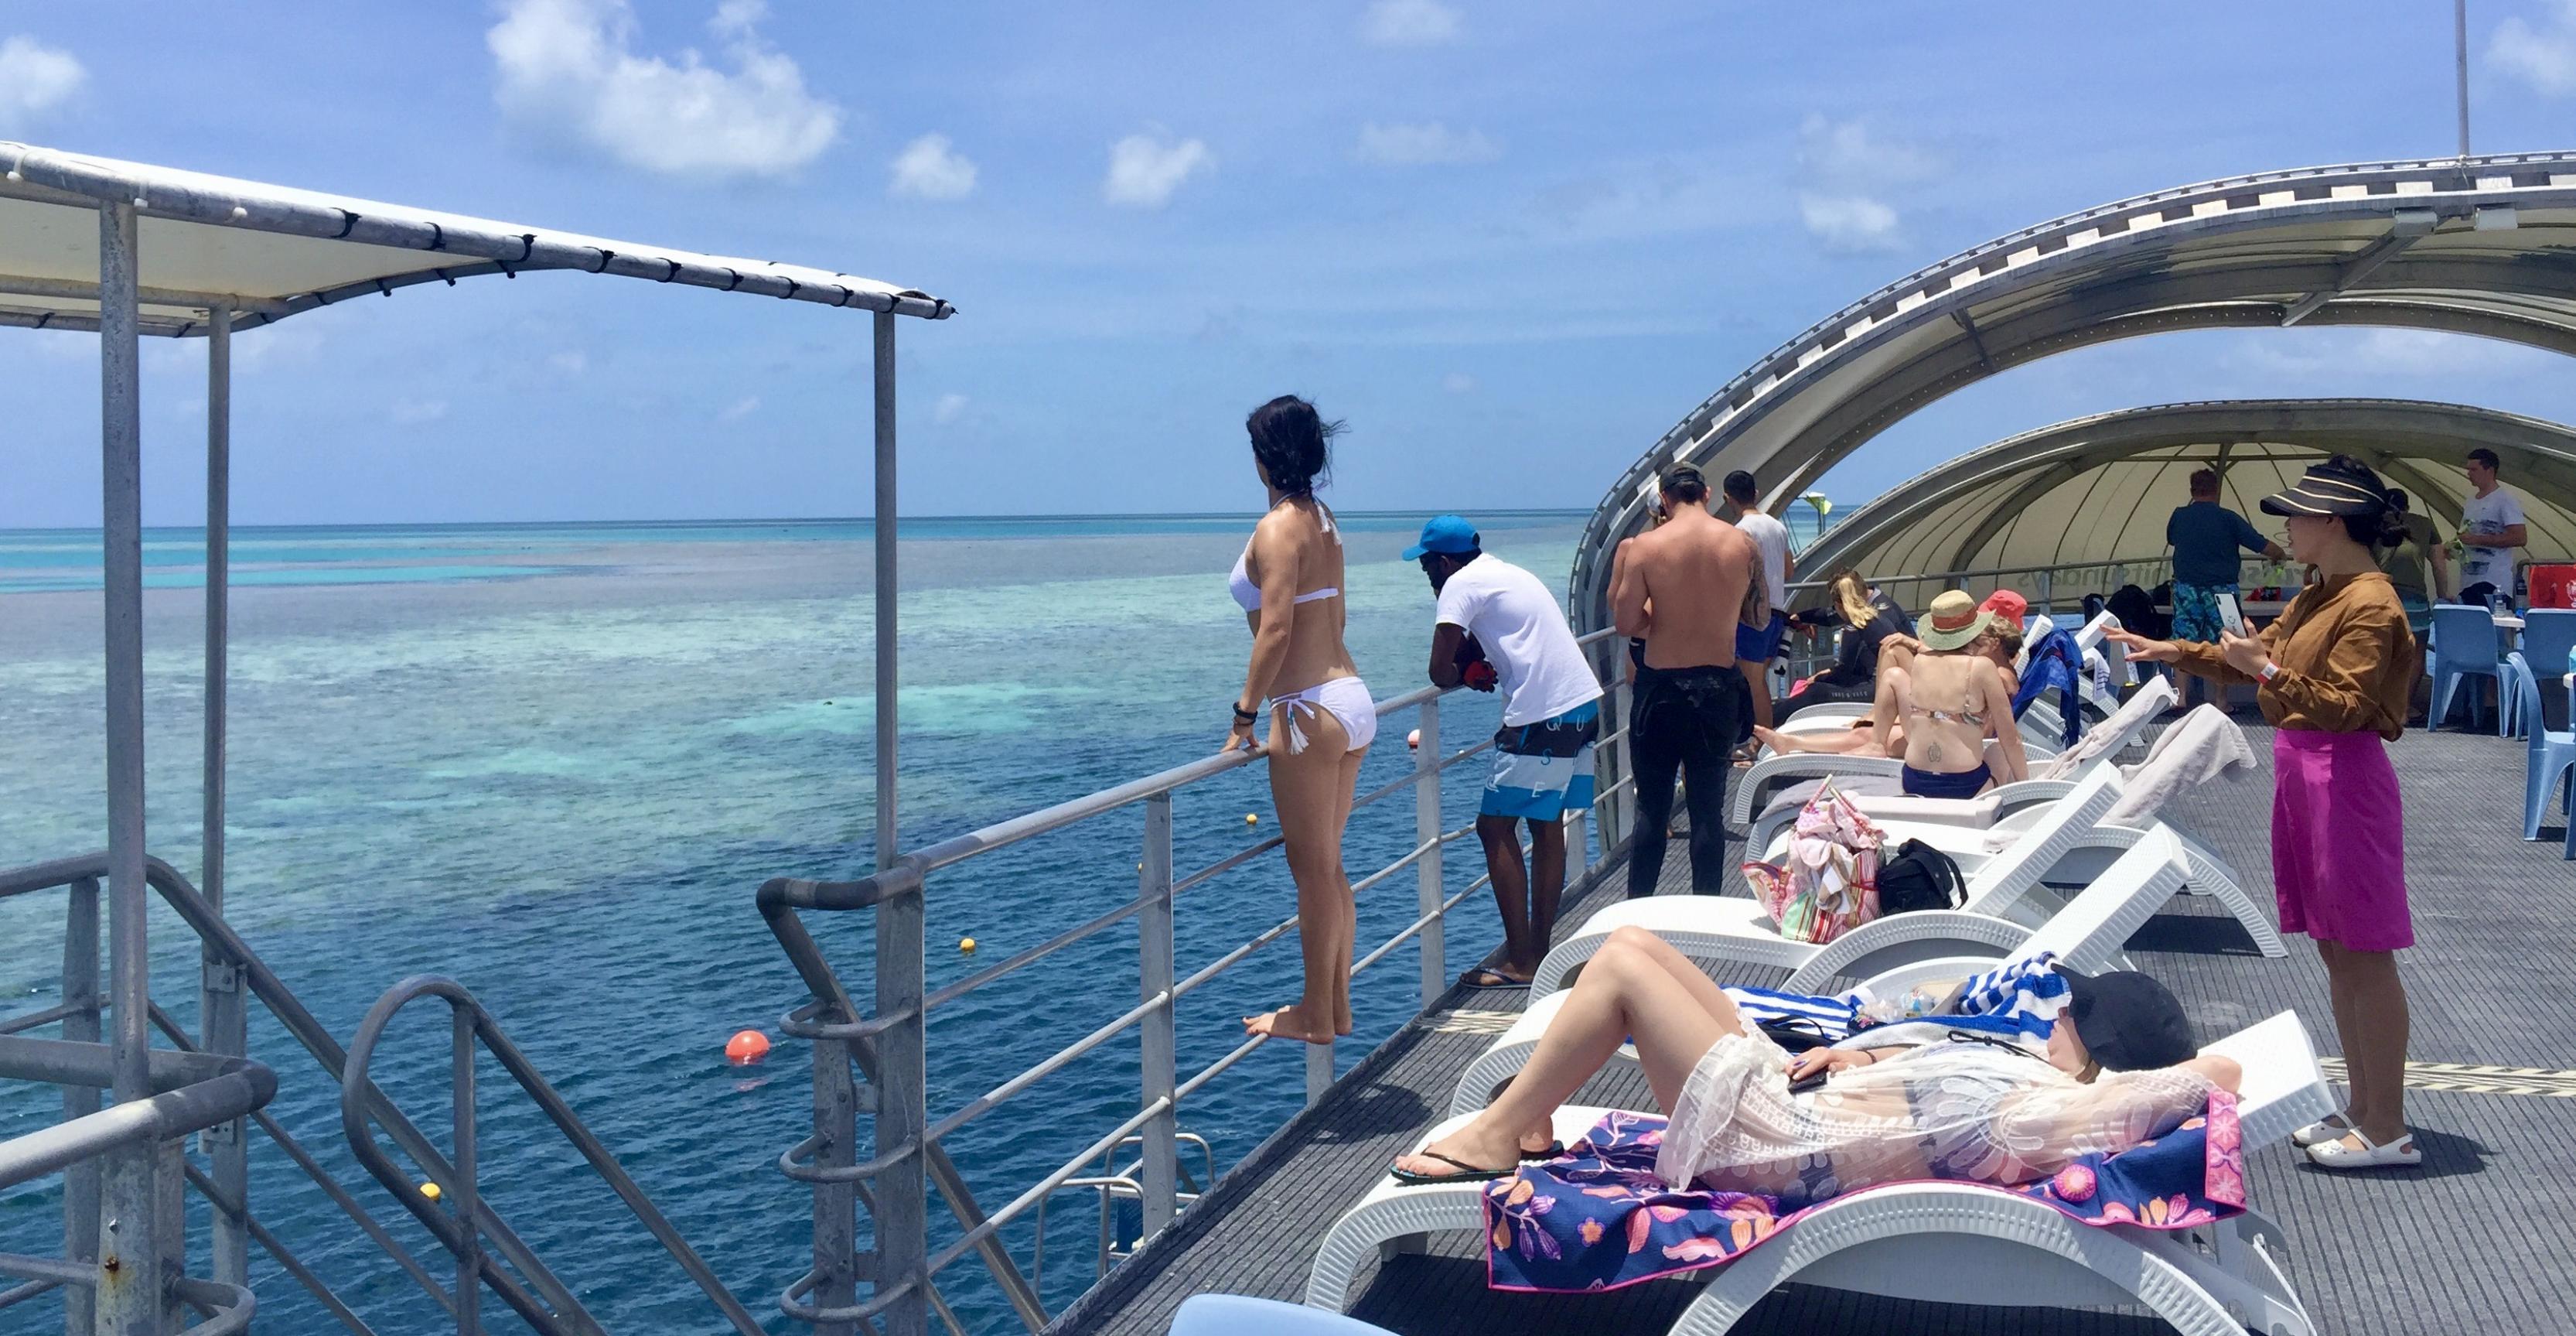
1389, 1150, 1519, 1186
1518, 1140, 1567, 1162
1459, 967, 1531, 989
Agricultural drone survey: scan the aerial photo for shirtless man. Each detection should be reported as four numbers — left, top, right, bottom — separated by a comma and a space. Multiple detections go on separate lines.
1609, 463, 1756, 897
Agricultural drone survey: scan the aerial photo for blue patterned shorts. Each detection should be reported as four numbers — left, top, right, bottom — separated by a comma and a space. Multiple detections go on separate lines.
2170, 582, 2233, 644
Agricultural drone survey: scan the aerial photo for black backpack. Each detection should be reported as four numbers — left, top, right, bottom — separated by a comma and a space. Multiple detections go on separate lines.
1878, 839, 1967, 916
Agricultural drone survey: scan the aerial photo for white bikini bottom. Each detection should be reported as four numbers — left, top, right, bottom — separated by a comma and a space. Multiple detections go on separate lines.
1271, 675, 1377, 755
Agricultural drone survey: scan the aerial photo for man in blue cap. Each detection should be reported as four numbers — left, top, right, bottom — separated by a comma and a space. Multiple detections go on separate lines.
1410, 515, 1604, 988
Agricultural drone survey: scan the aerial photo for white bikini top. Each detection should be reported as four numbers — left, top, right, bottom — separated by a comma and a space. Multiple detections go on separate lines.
1229, 501, 1343, 612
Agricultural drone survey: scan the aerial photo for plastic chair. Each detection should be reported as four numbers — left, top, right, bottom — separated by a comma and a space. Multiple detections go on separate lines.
2521, 609, 2576, 735
2509, 653, 2576, 855
2428, 603, 2521, 735
1170, 1294, 1395, 1335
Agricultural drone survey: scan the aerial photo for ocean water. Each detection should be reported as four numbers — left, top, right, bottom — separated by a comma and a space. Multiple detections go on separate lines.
0, 513, 1592, 1334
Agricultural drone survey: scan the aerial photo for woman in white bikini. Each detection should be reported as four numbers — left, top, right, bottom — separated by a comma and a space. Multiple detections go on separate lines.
1227, 395, 1374, 1044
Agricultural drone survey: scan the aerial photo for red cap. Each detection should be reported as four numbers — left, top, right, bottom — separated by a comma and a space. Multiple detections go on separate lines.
1979, 589, 2028, 624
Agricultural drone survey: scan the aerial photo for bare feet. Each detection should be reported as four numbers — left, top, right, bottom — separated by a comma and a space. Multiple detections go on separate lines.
1243, 1003, 1336, 1044
1390, 1120, 1522, 1180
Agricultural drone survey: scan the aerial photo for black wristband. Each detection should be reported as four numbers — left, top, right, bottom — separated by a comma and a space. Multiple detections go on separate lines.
1233, 702, 1260, 724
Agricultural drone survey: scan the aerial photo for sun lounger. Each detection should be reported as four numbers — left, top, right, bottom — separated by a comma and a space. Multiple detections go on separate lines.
1459, 832, 2191, 1116
1306, 1010, 2329, 1336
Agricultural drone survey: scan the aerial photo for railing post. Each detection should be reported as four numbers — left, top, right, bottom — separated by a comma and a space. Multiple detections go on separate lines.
453, 1006, 481, 1336
1413, 696, 1445, 1010
62, 876, 100, 1336
877, 882, 929, 1336
155, 1138, 186, 1332
1135, 794, 1177, 1236
808, 1032, 859, 1336
201, 302, 249, 1290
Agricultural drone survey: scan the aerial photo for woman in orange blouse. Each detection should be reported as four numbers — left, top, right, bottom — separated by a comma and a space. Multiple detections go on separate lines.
2108, 456, 2421, 1170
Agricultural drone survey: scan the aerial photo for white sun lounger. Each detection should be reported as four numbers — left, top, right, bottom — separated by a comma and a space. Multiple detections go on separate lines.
1457, 831, 2190, 1116
1306, 1009, 2330, 1336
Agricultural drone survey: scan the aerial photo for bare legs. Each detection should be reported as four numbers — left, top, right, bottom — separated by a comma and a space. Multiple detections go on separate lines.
1393, 927, 1738, 1174
2318, 940, 2413, 1149
1737, 658, 1774, 735
1244, 705, 1365, 1044
1477, 815, 1568, 982
1750, 723, 1892, 757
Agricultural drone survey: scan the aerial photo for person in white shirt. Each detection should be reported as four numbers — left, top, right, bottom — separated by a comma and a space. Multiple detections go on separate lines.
1722, 470, 1793, 738
1411, 515, 1605, 989
2457, 448, 2527, 606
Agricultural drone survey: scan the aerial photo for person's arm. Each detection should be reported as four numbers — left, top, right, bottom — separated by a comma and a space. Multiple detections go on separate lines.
2466, 496, 2528, 551
2216, 598, 2407, 733
1868, 668, 1906, 757
2105, 627, 2243, 685
1227, 519, 1299, 751
1984, 661, 2027, 782
1611, 538, 1651, 638
1428, 622, 1468, 690
1986, 1058, 2235, 1178
2233, 512, 2282, 562
2431, 541, 2453, 599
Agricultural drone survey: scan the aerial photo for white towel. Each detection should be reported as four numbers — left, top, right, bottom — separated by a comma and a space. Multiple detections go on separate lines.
2103, 705, 2256, 827
2033, 676, 2176, 780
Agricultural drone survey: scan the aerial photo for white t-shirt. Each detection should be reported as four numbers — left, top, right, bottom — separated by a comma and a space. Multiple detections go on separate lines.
2459, 487, 2526, 590
1735, 510, 1792, 615
1435, 555, 1603, 726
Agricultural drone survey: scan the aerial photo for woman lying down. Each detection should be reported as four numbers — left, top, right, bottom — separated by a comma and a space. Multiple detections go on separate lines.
1390, 926, 2240, 1200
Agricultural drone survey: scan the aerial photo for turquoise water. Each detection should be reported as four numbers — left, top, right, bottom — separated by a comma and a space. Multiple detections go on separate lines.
0, 514, 1592, 1333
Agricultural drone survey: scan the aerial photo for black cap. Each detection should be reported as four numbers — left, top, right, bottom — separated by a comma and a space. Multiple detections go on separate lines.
2052, 965, 2195, 1071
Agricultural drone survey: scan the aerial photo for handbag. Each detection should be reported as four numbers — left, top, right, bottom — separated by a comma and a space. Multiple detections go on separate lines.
1742, 780, 1883, 945
1876, 839, 1968, 916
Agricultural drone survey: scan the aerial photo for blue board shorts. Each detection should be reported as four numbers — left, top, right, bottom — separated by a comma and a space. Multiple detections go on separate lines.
1735, 610, 1787, 664
2170, 582, 2233, 644
1482, 700, 1600, 821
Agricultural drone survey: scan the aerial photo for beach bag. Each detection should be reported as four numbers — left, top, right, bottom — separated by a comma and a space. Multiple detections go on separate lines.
1742, 781, 1883, 945
1876, 839, 1967, 916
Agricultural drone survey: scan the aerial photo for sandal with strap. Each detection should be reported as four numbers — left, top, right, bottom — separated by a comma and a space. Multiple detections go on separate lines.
2305, 1128, 2421, 1170
1388, 1150, 1518, 1186
2291, 1113, 2353, 1147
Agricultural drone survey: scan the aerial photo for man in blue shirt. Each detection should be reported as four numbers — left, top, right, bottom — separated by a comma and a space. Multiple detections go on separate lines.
2165, 468, 2286, 709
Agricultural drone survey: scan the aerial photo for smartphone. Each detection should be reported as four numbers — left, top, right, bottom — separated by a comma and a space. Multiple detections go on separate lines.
2213, 590, 2246, 637
1787, 1067, 1828, 1095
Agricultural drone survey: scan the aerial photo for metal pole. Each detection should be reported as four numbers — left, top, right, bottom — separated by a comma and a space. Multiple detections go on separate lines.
876, 880, 928, 1336
1136, 794, 1177, 1235
2455, 0, 2472, 160
873, 311, 899, 874
807, 1030, 859, 1336
96, 196, 163, 1336
61, 876, 101, 1336
1413, 697, 1445, 1009
200, 303, 250, 1290
453, 1008, 480, 1336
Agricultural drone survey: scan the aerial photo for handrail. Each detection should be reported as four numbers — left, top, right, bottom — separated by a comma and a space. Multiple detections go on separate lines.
760, 627, 1626, 1336
339, 975, 767, 1336
0, 1037, 275, 1189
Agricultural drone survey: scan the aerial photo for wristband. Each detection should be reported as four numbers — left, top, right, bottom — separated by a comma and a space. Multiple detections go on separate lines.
1233, 702, 1260, 724
2258, 661, 2281, 683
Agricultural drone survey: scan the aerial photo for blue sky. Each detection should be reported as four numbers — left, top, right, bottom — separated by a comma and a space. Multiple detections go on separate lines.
5, 0, 2576, 526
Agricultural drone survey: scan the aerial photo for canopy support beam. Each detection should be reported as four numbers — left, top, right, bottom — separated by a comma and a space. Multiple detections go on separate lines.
200, 304, 251, 1291
2279, 210, 2439, 326
873, 311, 899, 875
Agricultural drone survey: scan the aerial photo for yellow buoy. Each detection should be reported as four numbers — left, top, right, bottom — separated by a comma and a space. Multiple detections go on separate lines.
420, 1182, 442, 1202
1245, 813, 1260, 825
959, 936, 978, 953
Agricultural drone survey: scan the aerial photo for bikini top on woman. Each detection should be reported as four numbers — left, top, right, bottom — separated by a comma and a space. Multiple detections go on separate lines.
1227, 501, 1343, 612
1906, 663, 1988, 727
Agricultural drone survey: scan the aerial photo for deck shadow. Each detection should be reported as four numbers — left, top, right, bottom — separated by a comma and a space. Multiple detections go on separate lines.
2123, 911, 2267, 957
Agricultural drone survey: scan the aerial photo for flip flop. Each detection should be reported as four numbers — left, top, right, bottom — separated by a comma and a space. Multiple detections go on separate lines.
1389, 1150, 1519, 1186
1459, 967, 1531, 989
1518, 1140, 1567, 1162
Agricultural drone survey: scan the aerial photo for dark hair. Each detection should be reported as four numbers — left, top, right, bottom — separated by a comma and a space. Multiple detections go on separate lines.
1662, 463, 1708, 504
1722, 470, 1759, 504
2467, 447, 2501, 473
1246, 395, 1341, 497
2386, 488, 2411, 513
2188, 468, 2219, 497
2315, 454, 2409, 550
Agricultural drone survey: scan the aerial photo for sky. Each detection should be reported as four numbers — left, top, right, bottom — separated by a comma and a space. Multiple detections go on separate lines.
5, 0, 2576, 527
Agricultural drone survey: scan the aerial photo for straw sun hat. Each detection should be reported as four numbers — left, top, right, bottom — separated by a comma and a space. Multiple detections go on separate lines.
1918, 589, 1996, 651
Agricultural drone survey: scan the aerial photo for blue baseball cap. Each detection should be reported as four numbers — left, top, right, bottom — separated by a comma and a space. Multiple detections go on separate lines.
1402, 515, 1480, 561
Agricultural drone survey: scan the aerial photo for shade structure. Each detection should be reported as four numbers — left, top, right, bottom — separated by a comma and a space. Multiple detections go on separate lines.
1568, 152, 2576, 630
1790, 398, 2576, 600
1, 140, 951, 337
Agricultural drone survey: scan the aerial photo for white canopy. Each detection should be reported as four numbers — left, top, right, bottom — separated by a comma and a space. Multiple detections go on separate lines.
1, 141, 951, 337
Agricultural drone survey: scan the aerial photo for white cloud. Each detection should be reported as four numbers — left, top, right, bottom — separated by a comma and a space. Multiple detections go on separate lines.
933, 392, 969, 424
1356, 121, 1500, 166
391, 398, 451, 425
719, 395, 761, 421
548, 350, 589, 375
1441, 372, 1477, 394
890, 133, 977, 200
2492, 1, 2576, 95
486, 0, 841, 179
1104, 131, 1213, 209
1360, 0, 1462, 46
1798, 193, 1902, 252
1797, 114, 1942, 183
0, 36, 85, 132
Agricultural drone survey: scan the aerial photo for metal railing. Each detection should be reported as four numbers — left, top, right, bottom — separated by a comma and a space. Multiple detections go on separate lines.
339, 976, 766, 1336
759, 628, 1630, 1336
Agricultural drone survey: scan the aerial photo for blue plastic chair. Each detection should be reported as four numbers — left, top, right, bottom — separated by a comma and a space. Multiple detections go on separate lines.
2510, 654, 2576, 856
1169, 1295, 1396, 1336
2521, 610, 2576, 735
2428, 603, 2521, 735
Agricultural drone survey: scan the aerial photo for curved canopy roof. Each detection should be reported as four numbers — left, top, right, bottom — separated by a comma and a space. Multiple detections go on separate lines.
0, 141, 950, 337
1569, 152, 2576, 627
1792, 398, 2576, 600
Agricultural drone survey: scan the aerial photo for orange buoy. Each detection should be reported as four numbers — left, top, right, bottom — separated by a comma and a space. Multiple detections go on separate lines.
1406, 728, 1421, 750
725, 1030, 771, 1064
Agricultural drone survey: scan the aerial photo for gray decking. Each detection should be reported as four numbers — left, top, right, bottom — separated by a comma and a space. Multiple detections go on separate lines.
1046, 717, 2576, 1336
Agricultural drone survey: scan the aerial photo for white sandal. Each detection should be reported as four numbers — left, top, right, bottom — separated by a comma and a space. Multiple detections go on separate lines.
2291, 1113, 2353, 1147
2305, 1128, 2421, 1170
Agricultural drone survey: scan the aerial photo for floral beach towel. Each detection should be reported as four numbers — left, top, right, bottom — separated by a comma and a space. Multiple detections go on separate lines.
1483, 1095, 2244, 1293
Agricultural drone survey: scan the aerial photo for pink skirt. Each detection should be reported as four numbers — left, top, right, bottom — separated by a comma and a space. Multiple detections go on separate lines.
2271, 729, 2411, 951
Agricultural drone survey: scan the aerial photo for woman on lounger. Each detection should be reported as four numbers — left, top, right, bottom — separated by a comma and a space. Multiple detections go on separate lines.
1390, 926, 2241, 1194
1871, 589, 2028, 797
1752, 616, 2022, 767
